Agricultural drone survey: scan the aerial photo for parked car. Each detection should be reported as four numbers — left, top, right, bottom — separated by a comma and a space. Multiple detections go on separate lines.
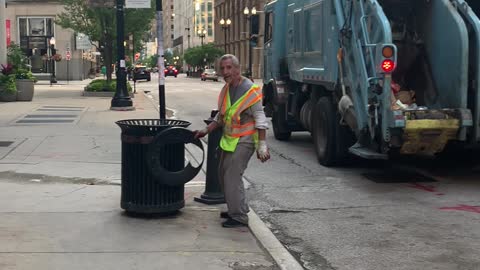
201, 69, 219, 81
164, 66, 178, 77
133, 66, 151, 81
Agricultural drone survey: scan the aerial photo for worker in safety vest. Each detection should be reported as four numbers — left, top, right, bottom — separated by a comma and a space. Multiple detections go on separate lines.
194, 54, 270, 228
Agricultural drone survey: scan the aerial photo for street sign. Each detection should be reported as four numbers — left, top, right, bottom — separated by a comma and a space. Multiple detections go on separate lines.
66, 51, 71, 61
76, 33, 92, 50
126, 0, 151, 8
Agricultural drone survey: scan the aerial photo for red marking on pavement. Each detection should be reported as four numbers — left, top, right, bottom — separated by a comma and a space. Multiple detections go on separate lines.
439, 205, 480, 214
407, 183, 437, 193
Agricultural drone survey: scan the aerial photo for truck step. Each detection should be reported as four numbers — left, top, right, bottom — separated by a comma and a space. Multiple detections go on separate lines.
349, 143, 388, 160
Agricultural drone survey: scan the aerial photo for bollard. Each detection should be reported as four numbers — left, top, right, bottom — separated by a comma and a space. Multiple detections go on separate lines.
194, 110, 225, 204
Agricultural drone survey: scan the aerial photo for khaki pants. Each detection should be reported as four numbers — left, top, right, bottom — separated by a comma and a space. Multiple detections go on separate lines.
218, 143, 255, 224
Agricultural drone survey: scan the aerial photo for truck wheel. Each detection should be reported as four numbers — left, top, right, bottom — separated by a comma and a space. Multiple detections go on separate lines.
272, 105, 291, 141
313, 97, 352, 166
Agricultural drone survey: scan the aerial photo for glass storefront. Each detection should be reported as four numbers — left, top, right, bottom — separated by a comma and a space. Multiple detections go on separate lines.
18, 17, 55, 74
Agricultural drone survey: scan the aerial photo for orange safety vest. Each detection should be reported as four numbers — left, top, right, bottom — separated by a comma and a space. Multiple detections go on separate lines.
217, 82, 262, 151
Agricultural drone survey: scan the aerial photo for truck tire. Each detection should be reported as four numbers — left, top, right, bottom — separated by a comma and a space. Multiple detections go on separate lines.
312, 97, 352, 166
272, 105, 291, 141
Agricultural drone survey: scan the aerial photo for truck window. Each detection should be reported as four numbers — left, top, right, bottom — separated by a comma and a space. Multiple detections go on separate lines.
305, 4, 323, 53
264, 12, 273, 42
294, 10, 302, 52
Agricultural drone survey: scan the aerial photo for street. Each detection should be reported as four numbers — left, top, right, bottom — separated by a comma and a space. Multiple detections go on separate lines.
141, 73, 480, 270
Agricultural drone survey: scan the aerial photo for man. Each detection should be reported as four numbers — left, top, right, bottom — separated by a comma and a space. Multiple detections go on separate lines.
194, 54, 270, 228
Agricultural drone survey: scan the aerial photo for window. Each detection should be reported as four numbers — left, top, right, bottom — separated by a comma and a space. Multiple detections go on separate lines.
171, 34, 174, 39
264, 13, 273, 42
305, 4, 323, 52
171, 24, 174, 30
18, 17, 55, 73
293, 11, 302, 52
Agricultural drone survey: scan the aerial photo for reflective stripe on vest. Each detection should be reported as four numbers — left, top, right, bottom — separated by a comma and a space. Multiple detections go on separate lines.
218, 83, 262, 152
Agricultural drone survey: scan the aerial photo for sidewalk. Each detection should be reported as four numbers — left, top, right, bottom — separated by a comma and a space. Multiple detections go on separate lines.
0, 83, 278, 270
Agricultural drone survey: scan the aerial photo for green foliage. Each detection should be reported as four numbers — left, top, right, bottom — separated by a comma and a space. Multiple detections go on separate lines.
184, 43, 224, 68
147, 54, 159, 68
15, 68, 37, 82
0, 74, 17, 94
56, 0, 156, 82
85, 79, 132, 93
7, 43, 28, 70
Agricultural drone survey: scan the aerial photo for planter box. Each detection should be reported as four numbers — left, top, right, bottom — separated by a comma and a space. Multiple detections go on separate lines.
16, 79, 35, 101
0, 85, 17, 102
83, 90, 134, 98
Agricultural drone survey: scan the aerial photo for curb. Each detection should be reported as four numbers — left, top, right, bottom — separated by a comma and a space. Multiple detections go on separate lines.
248, 198, 304, 270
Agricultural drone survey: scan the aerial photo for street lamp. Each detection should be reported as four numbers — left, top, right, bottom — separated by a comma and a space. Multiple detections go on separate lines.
198, 29, 207, 46
49, 37, 57, 85
219, 18, 231, 53
244, 6, 257, 80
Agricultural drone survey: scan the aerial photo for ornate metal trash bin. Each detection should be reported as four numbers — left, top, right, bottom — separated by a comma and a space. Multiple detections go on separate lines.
116, 119, 203, 214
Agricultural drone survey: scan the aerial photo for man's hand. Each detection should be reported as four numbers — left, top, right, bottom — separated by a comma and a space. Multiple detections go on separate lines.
193, 127, 209, 139
257, 140, 270, 162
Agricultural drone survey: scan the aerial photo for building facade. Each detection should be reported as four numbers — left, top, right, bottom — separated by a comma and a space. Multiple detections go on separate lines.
162, 0, 174, 51
5, 0, 97, 80
168, 0, 214, 54
214, 0, 267, 78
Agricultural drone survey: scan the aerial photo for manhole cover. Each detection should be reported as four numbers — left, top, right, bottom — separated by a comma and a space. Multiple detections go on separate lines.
362, 170, 437, 183
0, 141, 14, 147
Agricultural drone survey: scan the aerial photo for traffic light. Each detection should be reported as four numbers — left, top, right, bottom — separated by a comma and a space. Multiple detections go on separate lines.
376, 44, 397, 74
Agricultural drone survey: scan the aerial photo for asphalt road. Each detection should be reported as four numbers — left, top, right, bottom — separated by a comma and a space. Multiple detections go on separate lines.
136, 73, 480, 270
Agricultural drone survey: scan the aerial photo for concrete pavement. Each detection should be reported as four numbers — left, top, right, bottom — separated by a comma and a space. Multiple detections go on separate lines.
0, 80, 280, 270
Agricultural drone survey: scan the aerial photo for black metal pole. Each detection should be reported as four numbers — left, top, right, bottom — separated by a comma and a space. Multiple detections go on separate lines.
249, 24, 253, 80
194, 110, 225, 205
223, 28, 227, 52
50, 43, 57, 84
157, 0, 166, 119
111, 0, 133, 110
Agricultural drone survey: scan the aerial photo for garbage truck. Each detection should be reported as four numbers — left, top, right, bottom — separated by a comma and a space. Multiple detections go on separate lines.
262, 0, 480, 166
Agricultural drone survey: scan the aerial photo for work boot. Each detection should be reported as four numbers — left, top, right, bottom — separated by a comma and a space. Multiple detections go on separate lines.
222, 218, 247, 228
220, 211, 230, 219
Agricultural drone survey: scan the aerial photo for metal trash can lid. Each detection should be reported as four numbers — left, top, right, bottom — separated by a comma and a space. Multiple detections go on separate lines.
147, 127, 204, 186
116, 119, 191, 131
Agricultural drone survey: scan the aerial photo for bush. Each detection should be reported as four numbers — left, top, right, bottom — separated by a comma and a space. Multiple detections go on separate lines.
85, 79, 132, 92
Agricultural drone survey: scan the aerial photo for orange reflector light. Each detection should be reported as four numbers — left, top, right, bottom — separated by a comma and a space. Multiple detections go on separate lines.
381, 59, 395, 73
382, 46, 394, 58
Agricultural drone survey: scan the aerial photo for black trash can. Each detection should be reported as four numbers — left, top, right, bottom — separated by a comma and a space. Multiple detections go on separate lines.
116, 119, 193, 214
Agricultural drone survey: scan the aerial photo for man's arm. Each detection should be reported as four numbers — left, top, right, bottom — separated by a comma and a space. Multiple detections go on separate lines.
193, 117, 221, 139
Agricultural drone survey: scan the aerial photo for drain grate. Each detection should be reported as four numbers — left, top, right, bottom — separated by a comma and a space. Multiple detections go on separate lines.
0, 141, 14, 147
24, 114, 78, 118
16, 119, 75, 124
362, 170, 437, 183
37, 109, 83, 112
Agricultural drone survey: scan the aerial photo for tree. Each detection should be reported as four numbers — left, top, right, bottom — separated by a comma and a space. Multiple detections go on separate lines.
56, 0, 155, 83
184, 43, 224, 69
147, 54, 159, 69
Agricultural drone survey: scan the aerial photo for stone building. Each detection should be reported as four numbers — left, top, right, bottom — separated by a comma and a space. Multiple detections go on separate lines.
214, 0, 268, 78
5, 0, 97, 80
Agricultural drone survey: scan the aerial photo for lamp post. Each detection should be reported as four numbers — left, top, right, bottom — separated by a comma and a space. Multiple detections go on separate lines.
111, 0, 133, 110
49, 37, 57, 85
198, 29, 207, 46
244, 6, 257, 80
219, 18, 231, 53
